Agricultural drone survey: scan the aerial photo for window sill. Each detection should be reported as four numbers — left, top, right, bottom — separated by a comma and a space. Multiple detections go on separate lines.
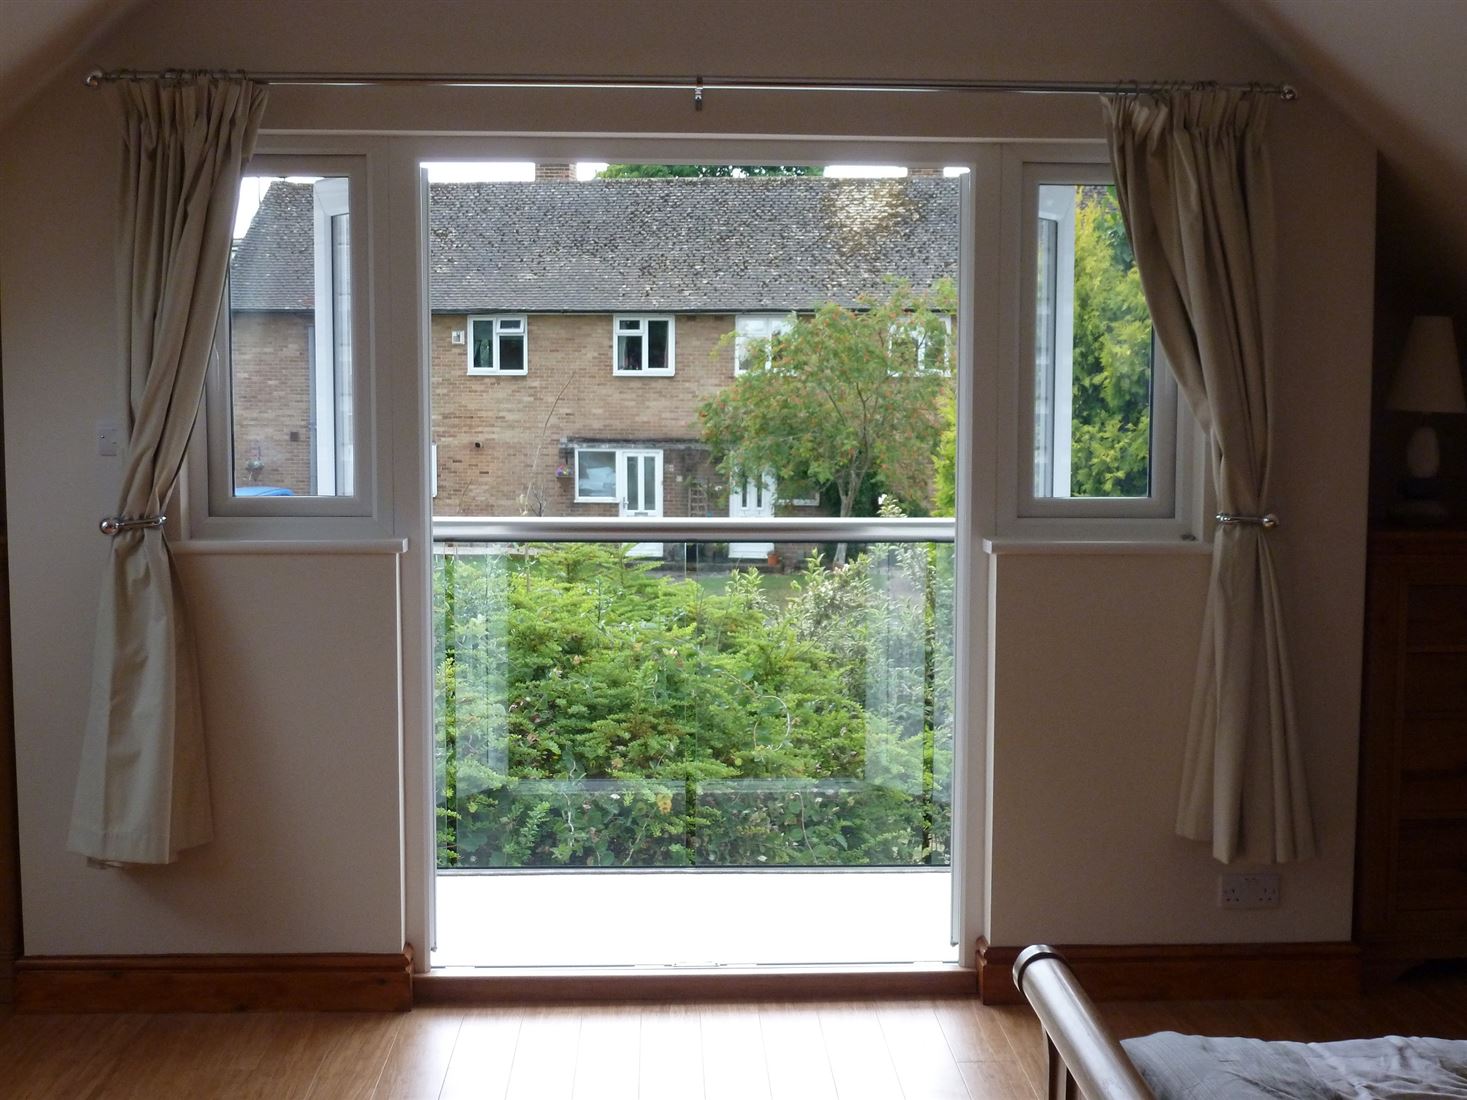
983, 538, 1211, 556
171, 538, 408, 556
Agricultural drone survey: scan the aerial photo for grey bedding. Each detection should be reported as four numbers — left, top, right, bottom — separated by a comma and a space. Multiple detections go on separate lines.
1121, 1032, 1467, 1099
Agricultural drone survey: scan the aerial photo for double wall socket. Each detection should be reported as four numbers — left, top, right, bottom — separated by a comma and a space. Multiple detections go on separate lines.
1218, 872, 1281, 909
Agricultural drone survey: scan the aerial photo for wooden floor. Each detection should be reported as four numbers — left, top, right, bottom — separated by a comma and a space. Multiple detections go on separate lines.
2, 967, 1465, 1099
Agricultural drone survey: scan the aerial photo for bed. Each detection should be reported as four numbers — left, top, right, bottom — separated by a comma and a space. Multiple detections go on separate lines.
1012, 944, 1467, 1099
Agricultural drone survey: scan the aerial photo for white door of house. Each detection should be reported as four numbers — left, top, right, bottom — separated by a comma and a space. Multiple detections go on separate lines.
730, 473, 776, 558
620, 450, 663, 557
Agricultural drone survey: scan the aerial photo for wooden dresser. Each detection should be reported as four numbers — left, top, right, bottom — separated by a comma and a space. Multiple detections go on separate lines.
1356, 530, 1467, 981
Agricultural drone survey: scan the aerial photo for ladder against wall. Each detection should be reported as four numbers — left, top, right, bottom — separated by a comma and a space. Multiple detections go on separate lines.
688, 481, 709, 518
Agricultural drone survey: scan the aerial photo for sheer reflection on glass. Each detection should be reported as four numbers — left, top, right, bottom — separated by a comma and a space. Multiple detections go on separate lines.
434, 540, 954, 870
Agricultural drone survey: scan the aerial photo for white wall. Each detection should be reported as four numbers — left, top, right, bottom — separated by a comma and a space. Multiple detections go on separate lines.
0, 0, 1375, 960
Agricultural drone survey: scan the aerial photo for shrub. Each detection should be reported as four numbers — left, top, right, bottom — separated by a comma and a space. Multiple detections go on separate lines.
435, 541, 952, 869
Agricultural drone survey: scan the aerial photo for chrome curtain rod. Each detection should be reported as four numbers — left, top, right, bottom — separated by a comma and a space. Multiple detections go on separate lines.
84, 68, 1298, 106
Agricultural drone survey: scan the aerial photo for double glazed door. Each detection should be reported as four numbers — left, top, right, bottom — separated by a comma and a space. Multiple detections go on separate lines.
729, 474, 776, 558
619, 450, 663, 556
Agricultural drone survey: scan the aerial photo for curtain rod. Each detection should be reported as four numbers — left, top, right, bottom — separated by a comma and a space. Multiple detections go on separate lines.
84, 68, 1298, 108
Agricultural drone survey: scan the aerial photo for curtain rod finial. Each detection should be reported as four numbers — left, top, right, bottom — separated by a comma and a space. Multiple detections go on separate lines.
1281, 84, 1298, 101
85, 68, 104, 88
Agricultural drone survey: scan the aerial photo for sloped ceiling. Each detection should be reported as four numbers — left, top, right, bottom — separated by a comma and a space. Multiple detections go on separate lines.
0, 0, 153, 131
1220, 0, 1467, 314
5, 0, 1464, 315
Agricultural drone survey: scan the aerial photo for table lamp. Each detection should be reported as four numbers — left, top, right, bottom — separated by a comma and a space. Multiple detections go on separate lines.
1388, 315, 1466, 522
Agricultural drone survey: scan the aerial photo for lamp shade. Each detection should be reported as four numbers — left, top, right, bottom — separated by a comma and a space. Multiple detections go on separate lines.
1388, 315, 1467, 414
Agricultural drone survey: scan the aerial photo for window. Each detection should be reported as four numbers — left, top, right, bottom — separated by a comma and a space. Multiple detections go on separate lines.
574, 448, 619, 501
733, 314, 792, 374
890, 315, 953, 375
202, 158, 374, 521
467, 315, 527, 375
613, 315, 674, 375
1006, 157, 1194, 532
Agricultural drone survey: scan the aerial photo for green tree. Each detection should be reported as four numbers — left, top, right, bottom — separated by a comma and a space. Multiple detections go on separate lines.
699, 281, 955, 562
1067, 186, 1154, 497
597, 164, 819, 178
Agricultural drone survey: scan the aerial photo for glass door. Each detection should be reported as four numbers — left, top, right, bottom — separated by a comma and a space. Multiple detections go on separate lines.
619, 449, 662, 557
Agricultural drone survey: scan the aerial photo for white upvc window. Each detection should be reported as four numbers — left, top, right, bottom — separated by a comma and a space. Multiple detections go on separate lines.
890, 314, 954, 375
574, 448, 619, 502
999, 152, 1201, 538
467, 315, 527, 375
198, 155, 378, 526
733, 313, 793, 374
613, 315, 674, 375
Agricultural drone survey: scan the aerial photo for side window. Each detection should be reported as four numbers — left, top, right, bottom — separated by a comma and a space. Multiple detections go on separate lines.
613, 315, 674, 375
1006, 157, 1193, 532
204, 156, 373, 519
468, 315, 527, 375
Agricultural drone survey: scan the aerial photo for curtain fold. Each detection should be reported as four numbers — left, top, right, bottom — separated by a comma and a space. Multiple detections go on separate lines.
68, 77, 267, 865
1102, 90, 1314, 864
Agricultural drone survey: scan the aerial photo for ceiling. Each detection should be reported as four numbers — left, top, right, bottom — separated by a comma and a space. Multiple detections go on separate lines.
4, 0, 1466, 313
1219, 0, 1467, 316
0, 0, 151, 130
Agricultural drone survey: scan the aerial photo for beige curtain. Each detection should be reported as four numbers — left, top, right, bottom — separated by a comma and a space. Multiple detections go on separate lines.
1103, 90, 1314, 864
68, 77, 266, 865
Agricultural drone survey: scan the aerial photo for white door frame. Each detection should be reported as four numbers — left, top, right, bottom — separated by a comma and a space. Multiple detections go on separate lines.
729, 472, 776, 558
619, 449, 664, 557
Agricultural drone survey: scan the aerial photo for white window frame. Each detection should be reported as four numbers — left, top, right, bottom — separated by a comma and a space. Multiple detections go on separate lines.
890, 314, 954, 376
733, 313, 793, 375
573, 447, 620, 502
193, 154, 382, 530
996, 149, 1205, 540
466, 314, 528, 375
612, 314, 675, 376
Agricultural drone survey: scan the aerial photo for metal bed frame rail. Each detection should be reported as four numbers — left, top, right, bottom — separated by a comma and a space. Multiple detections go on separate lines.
1013, 945, 1154, 1100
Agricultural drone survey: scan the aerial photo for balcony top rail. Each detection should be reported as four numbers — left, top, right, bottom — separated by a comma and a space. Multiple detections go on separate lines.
432, 516, 957, 544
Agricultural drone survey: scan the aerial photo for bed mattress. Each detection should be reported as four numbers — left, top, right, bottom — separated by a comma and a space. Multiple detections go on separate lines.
1121, 1032, 1467, 1099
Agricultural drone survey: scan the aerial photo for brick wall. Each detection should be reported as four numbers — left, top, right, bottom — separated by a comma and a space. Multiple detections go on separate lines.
430, 313, 738, 517
229, 309, 833, 523
229, 311, 314, 494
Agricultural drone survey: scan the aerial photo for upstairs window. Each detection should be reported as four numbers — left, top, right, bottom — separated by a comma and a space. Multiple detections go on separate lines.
467, 315, 527, 375
891, 315, 953, 376
613, 315, 674, 375
733, 313, 792, 374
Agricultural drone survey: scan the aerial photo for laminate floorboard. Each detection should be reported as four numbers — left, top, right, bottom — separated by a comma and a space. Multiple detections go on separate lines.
1, 969, 1464, 1099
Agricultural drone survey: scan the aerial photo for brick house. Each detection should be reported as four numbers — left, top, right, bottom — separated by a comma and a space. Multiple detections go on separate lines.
228, 168, 959, 541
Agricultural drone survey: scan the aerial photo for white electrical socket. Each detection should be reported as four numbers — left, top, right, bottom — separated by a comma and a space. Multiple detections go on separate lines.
1218, 872, 1281, 909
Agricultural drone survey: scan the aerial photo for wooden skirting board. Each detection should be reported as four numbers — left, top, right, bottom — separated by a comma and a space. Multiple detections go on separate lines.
976, 939, 1361, 1005
14, 946, 414, 1013
417, 964, 978, 1005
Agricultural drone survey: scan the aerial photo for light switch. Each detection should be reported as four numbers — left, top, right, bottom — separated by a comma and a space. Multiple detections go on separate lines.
96, 420, 121, 457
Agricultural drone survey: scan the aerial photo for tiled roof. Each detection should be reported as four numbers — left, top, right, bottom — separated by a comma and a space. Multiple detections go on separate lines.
230, 176, 960, 313
229, 180, 315, 311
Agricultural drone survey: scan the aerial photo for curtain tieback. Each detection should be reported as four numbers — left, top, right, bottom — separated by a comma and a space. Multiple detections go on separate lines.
1215, 512, 1279, 529
99, 514, 167, 536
